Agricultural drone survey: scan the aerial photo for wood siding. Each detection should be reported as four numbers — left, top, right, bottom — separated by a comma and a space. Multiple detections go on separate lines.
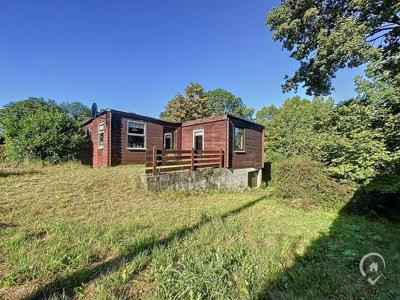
111, 111, 180, 165
83, 111, 264, 170
228, 117, 264, 169
181, 119, 227, 167
84, 112, 111, 168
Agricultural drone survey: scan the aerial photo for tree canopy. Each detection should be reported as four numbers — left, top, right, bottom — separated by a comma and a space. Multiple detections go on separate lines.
59, 101, 91, 122
160, 83, 254, 122
0, 98, 86, 163
207, 89, 254, 120
160, 83, 209, 122
258, 96, 334, 162
266, 0, 400, 95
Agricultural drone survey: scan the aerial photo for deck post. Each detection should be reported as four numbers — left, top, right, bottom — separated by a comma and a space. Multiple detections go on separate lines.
191, 148, 195, 171
152, 146, 157, 175
219, 149, 223, 168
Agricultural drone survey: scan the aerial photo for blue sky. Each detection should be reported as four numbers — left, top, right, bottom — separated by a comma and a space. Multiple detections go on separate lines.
0, 0, 363, 118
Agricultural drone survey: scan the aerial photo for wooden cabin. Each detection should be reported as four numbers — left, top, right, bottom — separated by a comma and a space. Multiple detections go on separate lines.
83, 110, 264, 172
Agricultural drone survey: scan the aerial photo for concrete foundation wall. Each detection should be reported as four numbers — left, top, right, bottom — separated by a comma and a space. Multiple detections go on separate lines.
141, 168, 262, 192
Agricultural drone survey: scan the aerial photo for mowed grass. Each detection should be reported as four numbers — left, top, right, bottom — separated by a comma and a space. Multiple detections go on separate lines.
1, 164, 399, 299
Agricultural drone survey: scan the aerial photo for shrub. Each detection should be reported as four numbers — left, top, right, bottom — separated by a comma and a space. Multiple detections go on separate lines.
347, 174, 400, 220
272, 156, 352, 209
0, 98, 85, 163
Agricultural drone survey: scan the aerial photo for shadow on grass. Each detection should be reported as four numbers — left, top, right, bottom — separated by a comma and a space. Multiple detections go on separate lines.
26, 195, 267, 299
257, 175, 400, 299
0, 169, 42, 178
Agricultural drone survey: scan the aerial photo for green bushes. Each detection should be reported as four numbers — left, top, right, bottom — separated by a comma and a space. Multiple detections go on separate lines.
0, 98, 87, 164
272, 156, 352, 209
347, 174, 400, 220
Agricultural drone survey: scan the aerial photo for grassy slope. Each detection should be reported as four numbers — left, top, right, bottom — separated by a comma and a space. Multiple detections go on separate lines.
0, 164, 399, 299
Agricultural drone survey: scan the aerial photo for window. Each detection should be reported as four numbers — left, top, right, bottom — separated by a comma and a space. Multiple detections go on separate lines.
193, 129, 204, 151
98, 123, 104, 149
234, 127, 245, 152
127, 120, 146, 150
164, 133, 173, 150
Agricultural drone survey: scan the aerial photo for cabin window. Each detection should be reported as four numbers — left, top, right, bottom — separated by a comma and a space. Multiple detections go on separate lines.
193, 129, 204, 151
234, 127, 245, 152
127, 120, 146, 150
98, 123, 104, 149
164, 133, 173, 150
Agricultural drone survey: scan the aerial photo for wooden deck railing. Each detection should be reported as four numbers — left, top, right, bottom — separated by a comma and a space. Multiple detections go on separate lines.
145, 147, 224, 175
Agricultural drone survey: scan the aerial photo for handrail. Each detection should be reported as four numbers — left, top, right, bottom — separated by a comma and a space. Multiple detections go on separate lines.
145, 147, 224, 175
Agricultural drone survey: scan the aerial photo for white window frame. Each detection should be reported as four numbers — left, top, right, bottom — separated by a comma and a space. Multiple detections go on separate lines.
234, 126, 245, 152
97, 123, 104, 149
126, 120, 146, 150
192, 129, 204, 151
164, 132, 174, 150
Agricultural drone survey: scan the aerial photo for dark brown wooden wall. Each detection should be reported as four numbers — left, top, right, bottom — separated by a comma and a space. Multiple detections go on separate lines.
111, 111, 180, 165
181, 119, 228, 166
228, 117, 264, 169
85, 112, 111, 168
85, 111, 263, 169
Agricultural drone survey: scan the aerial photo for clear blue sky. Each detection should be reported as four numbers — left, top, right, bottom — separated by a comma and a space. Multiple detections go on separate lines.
0, 0, 363, 118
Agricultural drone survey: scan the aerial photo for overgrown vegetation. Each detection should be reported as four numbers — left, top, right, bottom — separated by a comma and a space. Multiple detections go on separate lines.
0, 98, 89, 164
1, 164, 399, 299
266, 0, 399, 95
272, 156, 352, 210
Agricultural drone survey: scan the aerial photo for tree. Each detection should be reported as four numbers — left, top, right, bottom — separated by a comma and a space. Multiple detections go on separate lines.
207, 88, 254, 120
60, 101, 91, 122
266, 0, 400, 95
0, 98, 85, 163
255, 105, 278, 128
320, 63, 400, 183
261, 96, 334, 161
160, 82, 210, 122
0, 97, 54, 140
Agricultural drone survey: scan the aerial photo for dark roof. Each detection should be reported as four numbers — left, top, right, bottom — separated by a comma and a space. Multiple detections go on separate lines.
226, 114, 264, 128
182, 114, 264, 129
82, 109, 264, 129
81, 109, 181, 127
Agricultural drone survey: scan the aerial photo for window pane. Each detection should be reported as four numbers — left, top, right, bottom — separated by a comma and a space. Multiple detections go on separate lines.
128, 122, 144, 135
195, 135, 203, 151
98, 124, 104, 132
98, 132, 104, 148
164, 134, 173, 150
127, 135, 145, 149
234, 127, 244, 151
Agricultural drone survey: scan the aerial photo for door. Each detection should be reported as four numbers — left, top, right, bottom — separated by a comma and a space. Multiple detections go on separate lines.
193, 130, 204, 151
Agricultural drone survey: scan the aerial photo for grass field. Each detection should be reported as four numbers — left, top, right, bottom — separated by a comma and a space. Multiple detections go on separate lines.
1, 163, 399, 299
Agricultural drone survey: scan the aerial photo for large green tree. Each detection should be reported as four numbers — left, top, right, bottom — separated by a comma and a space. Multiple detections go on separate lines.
258, 96, 334, 162
0, 98, 85, 163
320, 63, 400, 183
161, 84, 255, 122
267, 0, 400, 95
207, 88, 254, 120
60, 101, 91, 122
160, 82, 210, 122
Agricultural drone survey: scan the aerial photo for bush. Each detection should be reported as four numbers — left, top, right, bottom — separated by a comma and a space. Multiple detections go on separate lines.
272, 156, 352, 209
346, 174, 400, 220
0, 98, 90, 164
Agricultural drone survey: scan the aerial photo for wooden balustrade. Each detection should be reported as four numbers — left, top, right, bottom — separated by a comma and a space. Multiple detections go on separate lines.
145, 147, 224, 175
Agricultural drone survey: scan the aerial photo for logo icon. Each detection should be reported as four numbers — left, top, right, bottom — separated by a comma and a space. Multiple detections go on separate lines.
359, 252, 386, 285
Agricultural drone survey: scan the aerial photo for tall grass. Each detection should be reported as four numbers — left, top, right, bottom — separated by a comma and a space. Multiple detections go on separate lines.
1, 164, 399, 299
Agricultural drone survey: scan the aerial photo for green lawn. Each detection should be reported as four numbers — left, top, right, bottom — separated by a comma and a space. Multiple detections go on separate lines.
1, 164, 399, 299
